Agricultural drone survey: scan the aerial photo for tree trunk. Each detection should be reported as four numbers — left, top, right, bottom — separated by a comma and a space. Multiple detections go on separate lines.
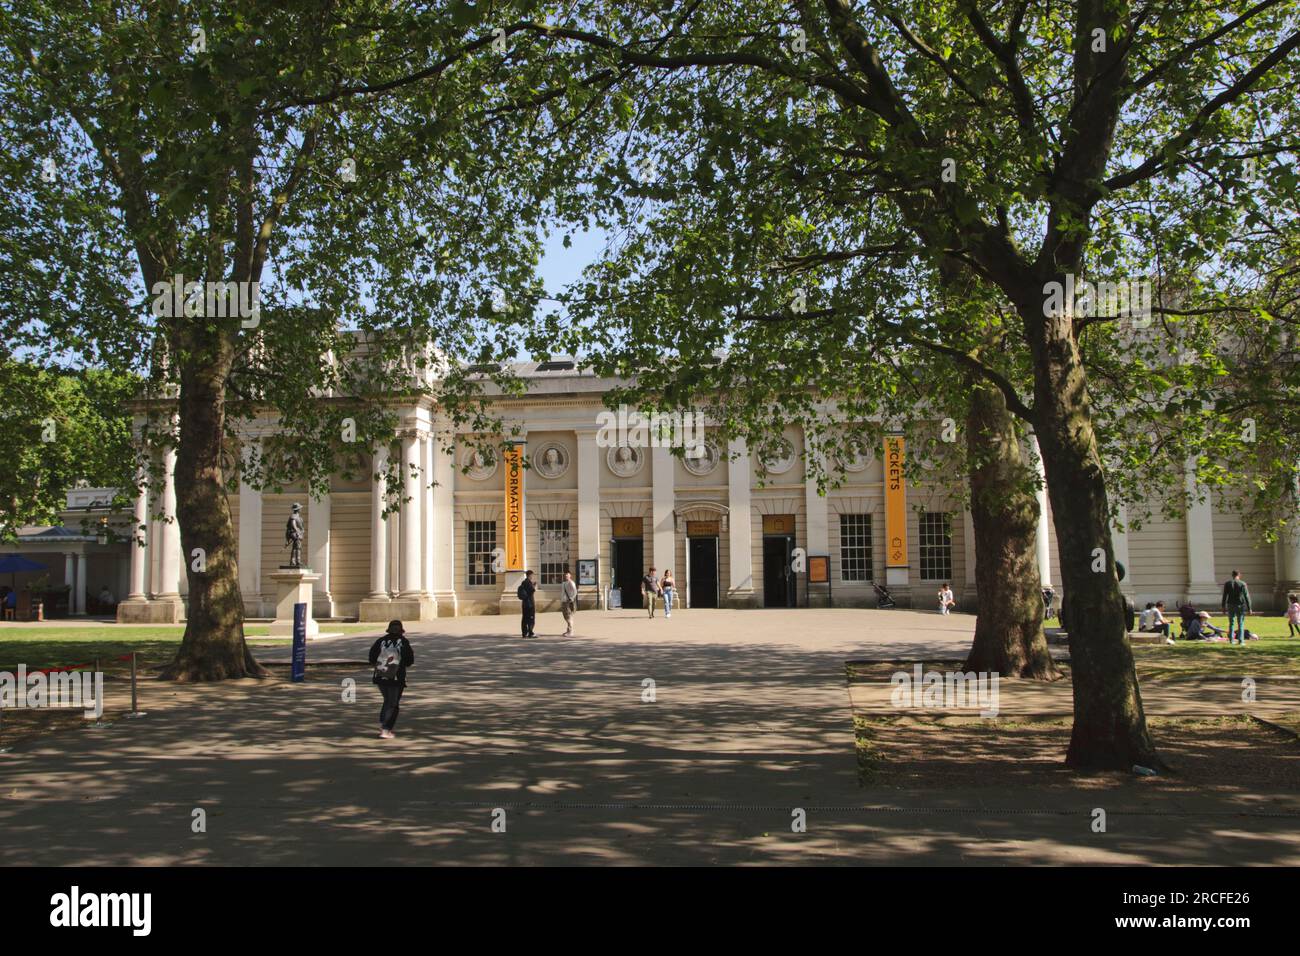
159, 324, 268, 682
962, 378, 1061, 680
1021, 292, 1160, 770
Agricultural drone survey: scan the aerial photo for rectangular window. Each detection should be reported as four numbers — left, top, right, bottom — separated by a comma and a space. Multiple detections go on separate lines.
839, 514, 873, 582
539, 519, 570, 585
467, 520, 497, 586
919, 511, 953, 581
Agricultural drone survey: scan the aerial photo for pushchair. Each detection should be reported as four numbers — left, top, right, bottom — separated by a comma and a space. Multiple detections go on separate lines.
872, 581, 896, 609
1042, 587, 1057, 621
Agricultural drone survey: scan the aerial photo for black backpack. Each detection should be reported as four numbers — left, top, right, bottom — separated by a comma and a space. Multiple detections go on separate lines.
374, 638, 403, 681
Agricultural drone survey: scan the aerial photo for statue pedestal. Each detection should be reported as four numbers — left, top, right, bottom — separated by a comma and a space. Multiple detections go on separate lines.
268, 568, 321, 639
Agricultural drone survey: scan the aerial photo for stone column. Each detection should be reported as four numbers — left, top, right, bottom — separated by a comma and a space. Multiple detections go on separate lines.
307, 489, 333, 618
1184, 456, 1220, 605
75, 553, 88, 615
431, 432, 458, 616
1275, 534, 1300, 612
1273, 470, 1300, 612
399, 430, 422, 596
238, 442, 263, 617
804, 443, 830, 607
156, 444, 184, 621
577, 430, 601, 607
1030, 435, 1053, 590
65, 553, 79, 615
422, 432, 435, 601
1111, 502, 1134, 599
125, 467, 149, 602
396, 430, 433, 620
359, 442, 392, 621
726, 437, 756, 605
651, 445, 676, 575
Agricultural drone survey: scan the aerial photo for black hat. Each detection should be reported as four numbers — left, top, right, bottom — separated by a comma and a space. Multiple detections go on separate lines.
385, 620, 405, 636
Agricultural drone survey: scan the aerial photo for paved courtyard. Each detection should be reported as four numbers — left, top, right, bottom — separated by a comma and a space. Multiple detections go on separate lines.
1, 608, 1297, 865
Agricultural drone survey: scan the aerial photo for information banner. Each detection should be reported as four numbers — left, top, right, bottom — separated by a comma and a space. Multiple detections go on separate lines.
291, 603, 307, 683
504, 444, 526, 571
884, 435, 907, 568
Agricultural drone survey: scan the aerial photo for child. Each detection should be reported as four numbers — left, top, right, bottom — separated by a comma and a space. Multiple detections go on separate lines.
1288, 594, 1300, 638
368, 620, 414, 739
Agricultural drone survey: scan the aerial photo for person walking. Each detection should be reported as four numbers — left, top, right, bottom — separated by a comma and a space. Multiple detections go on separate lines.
560, 570, 578, 636
1221, 569, 1252, 646
642, 566, 660, 618
660, 570, 675, 619
1286, 593, 1300, 638
517, 570, 537, 638
368, 620, 414, 739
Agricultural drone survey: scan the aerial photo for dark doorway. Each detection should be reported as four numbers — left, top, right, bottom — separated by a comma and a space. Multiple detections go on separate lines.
688, 537, 719, 608
613, 538, 645, 609
762, 535, 796, 608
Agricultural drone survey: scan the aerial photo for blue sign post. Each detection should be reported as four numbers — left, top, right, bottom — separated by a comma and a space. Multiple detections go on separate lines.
291, 602, 307, 683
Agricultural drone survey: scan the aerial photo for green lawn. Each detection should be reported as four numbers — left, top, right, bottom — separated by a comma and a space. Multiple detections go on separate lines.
1187, 614, 1296, 640
0, 622, 377, 672
1132, 635, 1300, 680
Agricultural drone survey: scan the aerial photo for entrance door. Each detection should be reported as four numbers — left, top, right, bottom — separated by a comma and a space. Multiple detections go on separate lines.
688, 537, 719, 608
763, 535, 796, 607
613, 538, 645, 609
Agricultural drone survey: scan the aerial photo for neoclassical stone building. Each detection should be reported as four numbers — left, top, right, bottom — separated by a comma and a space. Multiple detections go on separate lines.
7, 361, 1296, 621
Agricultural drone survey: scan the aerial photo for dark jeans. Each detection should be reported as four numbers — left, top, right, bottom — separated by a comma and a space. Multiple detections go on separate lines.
521, 605, 535, 636
378, 682, 404, 730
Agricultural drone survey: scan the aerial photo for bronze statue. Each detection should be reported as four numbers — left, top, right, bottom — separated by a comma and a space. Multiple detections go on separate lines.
284, 503, 304, 568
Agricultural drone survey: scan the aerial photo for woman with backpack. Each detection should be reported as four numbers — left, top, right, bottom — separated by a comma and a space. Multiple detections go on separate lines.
368, 620, 415, 739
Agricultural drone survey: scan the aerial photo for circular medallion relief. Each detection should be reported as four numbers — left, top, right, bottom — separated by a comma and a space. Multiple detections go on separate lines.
606, 444, 646, 478
841, 439, 869, 473
682, 439, 721, 477
533, 442, 570, 480
463, 447, 498, 481
758, 437, 796, 475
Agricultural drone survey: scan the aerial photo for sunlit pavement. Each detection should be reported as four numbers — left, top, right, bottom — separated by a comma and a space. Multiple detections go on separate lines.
1, 608, 1297, 865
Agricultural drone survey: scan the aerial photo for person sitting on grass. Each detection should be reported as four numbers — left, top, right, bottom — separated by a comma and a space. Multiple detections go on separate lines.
1189, 611, 1227, 641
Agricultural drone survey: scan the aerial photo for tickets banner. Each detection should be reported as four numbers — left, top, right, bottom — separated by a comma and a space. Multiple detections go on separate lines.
884, 436, 907, 567
504, 444, 525, 571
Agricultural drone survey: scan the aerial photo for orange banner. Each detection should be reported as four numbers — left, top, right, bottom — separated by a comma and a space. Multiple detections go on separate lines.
884, 436, 907, 567
504, 445, 525, 571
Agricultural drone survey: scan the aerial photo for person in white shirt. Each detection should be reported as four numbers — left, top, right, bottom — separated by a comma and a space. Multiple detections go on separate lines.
1150, 601, 1172, 641
1139, 603, 1155, 630
938, 584, 955, 615
560, 570, 578, 637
